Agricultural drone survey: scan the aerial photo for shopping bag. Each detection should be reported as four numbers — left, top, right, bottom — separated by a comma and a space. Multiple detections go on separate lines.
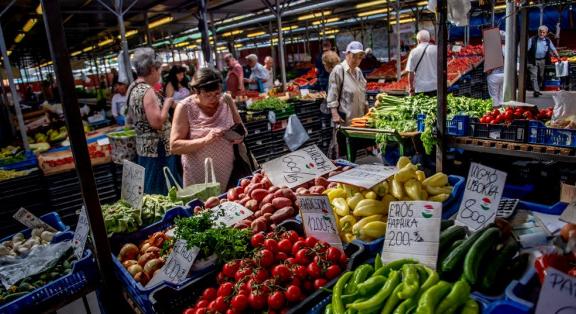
283, 114, 310, 151
555, 61, 569, 77
164, 158, 221, 203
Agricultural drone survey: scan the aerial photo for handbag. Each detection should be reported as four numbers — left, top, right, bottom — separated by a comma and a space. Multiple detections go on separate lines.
164, 158, 221, 202
227, 143, 259, 189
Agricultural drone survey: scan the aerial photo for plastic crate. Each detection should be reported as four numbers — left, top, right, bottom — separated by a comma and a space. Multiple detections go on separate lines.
447, 115, 470, 136
0, 211, 69, 242
441, 175, 466, 219
417, 114, 426, 132
503, 183, 535, 199
111, 205, 215, 314
295, 100, 321, 115
0, 150, 38, 171
492, 267, 540, 314
527, 120, 576, 148
517, 200, 568, 215
0, 232, 98, 313
244, 120, 270, 136
470, 120, 528, 142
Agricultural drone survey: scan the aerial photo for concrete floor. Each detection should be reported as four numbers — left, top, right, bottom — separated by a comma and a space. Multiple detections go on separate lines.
523, 90, 557, 108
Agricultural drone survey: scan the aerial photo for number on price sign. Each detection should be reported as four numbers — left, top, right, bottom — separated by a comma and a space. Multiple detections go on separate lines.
146, 239, 200, 287
121, 160, 145, 209
535, 267, 576, 314
298, 195, 343, 251
13, 208, 57, 232
328, 164, 397, 189
73, 206, 90, 259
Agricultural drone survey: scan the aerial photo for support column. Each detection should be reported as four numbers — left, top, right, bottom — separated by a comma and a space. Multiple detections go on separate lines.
436, 0, 448, 173
518, 7, 529, 102
503, 0, 517, 102
387, 1, 391, 61
210, 13, 221, 71
276, 0, 287, 89
269, 20, 277, 78
396, 0, 401, 81
0, 24, 28, 150
40, 0, 115, 304
199, 0, 212, 66
144, 11, 152, 46
116, 0, 133, 84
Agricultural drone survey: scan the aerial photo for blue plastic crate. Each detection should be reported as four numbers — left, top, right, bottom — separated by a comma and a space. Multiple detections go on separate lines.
495, 267, 539, 314
517, 200, 567, 215
528, 120, 576, 148
0, 150, 38, 171
503, 183, 535, 199
447, 115, 470, 136
417, 114, 426, 132
110, 206, 215, 314
442, 175, 466, 219
543, 80, 561, 86
0, 211, 69, 242
0, 232, 98, 313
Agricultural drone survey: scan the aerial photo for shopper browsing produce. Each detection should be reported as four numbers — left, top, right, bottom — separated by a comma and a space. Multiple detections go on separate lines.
327, 41, 368, 126
244, 54, 269, 93
127, 47, 180, 195
406, 30, 438, 96
170, 67, 245, 189
528, 25, 560, 97
164, 65, 191, 102
111, 81, 128, 126
315, 40, 335, 91
486, 31, 506, 107
224, 54, 245, 98
264, 56, 275, 92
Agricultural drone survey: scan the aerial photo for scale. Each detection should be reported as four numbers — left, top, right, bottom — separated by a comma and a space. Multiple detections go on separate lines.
497, 198, 520, 219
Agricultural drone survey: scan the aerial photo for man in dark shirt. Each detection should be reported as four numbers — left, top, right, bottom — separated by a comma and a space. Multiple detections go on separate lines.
315, 41, 334, 91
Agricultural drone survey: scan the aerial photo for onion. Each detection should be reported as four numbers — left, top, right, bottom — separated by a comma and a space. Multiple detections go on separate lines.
119, 243, 139, 262
31, 228, 43, 238
138, 252, 156, 267
122, 260, 138, 268
144, 246, 161, 256
127, 264, 143, 277
143, 258, 164, 278
139, 242, 151, 254
134, 272, 149, 285
148, 232, 166, 247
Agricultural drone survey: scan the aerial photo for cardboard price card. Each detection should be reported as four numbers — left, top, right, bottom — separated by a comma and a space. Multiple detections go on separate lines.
381, 201, 442, 269
456, 163, 507, 232
13, 208, 57, 232
211, 202, 253, 227
261, 145, 337, 189
328, 164, 397, 189
121, 160, 145, 209
73, 206, 90, 259
298, 195, 343, 251
146, 239, 200, 287
535, 267, 576, 314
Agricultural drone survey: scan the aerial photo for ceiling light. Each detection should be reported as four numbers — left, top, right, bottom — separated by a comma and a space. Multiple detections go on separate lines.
222, 30, 243, 37
23, 19, 38, 33
186, 44, 197, 49
356, 0, 387, 9
71, 51, 82, 57
247, 31, 266, 38
322, 29, 340, 35
398, 18, 416, 24
494, 4, 507, 9
36, 4, 42, 15
298, 11, 332, 21
118, 30, 138, 39
148, 16, 173, 29
7, 51, 12, 56
282, 25, 297, 31
83, 46, 94, 53
217, 47, 228, 52
98, 38, 113, 47
234, 43, 243, 48
358, 8, 389, 17
312, 17, 340, 25
417, 1, 429, 6
175, 41, 189, 48
14, 33, 25, 43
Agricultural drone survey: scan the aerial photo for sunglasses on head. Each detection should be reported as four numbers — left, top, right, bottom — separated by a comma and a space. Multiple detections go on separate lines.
196, 80, 221, 93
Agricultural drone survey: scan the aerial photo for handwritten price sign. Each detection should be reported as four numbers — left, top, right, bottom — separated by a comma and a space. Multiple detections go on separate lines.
381, 201, 442, 269
73, 207, 90, 259
535, 267, 576, 314
262, 145, 337, 189
13, 208, 57, 232
210, 202, 253, 227
298, 195, 343, 251
328, 164, 397, 189
456, 163, 507, 232
121, 160, 145, 209
146, 239, 199, 287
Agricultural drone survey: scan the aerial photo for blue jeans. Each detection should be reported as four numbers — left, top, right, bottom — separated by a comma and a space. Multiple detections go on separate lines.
137, 142, 181, 195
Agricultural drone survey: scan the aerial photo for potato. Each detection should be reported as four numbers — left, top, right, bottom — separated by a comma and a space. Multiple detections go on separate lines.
309, 186, 326, 195
270, 206, 295, 224
271, 197, 292, 209
239, 196, 251, 206
234, 222, 249, 229
260, 203, 275, 215
295, 187, 309, 195
227, 188, 238, 201
314, 177, 329, 188
268, 186, 280, 193
240, 178, 251, 187
261, 194, 275, 205
252, 173, 264, 184
280, 188, 296, 201
245, 183, 263, 195
193, 206, 203, 214
262, 213, 273, 222
235, 186, 244, 194
251, 218, 267, 233
205, 196, 220, 209
245, 199, 259, 210
250, 189, 269, 202
253, 210, 262, 218
261, 177, 272, 189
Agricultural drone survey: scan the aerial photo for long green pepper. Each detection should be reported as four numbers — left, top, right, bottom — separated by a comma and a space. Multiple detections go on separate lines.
436, 280, 471, 313
392, 297, 417, 314
380, 283, 404, 314
333, 272, 354, 314
397, 264, 419, 299
416, 265, 439, 293
345, 264, 374, 294
324, 304, 333, 314
347, 270, 401, 310
460, 298, 480, 314
375, 253, 383, 270
373, 258, 417, 277
414, 281, 452, 314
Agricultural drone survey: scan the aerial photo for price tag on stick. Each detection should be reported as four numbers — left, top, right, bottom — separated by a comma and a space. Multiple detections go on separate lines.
210, 202, 253, 227
13, 208, 57, 232
298, 195, 343, 251
121, 160, 145, 209
381, 201, 442, 269
535, 267, 576, 314
146, 240, 200, 287
328, 164, 397, 189
456, 163, 507, 232
73, 206, 90, 259
262, 145, 337, 189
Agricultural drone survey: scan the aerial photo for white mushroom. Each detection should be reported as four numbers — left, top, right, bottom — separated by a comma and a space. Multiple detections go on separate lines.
2, 241, 13, 249
12, 233, 24, 242
40, 231, 54, 243
0, 246, 9, 256
31, 228, 43, 238
16, 246, 29, 255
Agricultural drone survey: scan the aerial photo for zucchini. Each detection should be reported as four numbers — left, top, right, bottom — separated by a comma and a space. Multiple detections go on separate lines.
441, 226, 490, 274
440, 220, 455, 231
439, 225, 467, 253
480, 238, 519, 293
463, 227, 501, 285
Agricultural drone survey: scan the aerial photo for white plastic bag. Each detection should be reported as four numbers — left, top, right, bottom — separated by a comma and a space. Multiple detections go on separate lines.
448, 0, 471, 26
552, 91, 576, 120
284, 114, 310, 151
555, 61, 569, 77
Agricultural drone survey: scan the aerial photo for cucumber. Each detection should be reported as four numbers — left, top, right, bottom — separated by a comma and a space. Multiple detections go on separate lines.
441, 226, 490, 274
438, 239, 465, 270
480, 238, 519, 293
463, 227, 501, 285
439, 225, 467, 253
440, 220, 455, 231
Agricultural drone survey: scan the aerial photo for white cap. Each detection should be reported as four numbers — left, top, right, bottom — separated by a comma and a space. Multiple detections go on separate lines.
346, 41, 364, 54
245, 54, 258, 62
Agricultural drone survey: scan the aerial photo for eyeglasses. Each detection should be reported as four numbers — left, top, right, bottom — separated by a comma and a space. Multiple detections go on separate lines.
199, 84, 222, 97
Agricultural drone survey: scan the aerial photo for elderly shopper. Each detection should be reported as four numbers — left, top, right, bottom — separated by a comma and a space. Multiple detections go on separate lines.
327, 41, 368, 126
406, 30, 438, 96
126, 47, 180, 195
170, 67, 245, 188
487, 31, 506, 107
224, 54, 245, 98
528, 25, 560, 97
264, 56, 274, 91
243, 54, 268, 93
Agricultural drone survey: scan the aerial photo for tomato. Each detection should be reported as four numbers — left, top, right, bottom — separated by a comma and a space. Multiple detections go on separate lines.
275, 251, 289, 261
293, 265, 307, 279
277, 239, 293, 254
225, 309, 235, 314
485, 116, 493, 123
253, 268, 269, 282
272, 264, 292, 281
216, 271, 227, 284
217, 282, 234, 297
195, 308, 207, 314
213, 296, 228, 313
251, 233, 265, 247
264, 239, 278, 252
492, 109, 500, 116
307, 262, 321, 278
196, 300, 209, 309
339, 252, 348, 267
222, 260, 240, 278
208, 301, 215, 311
258, 249, 275, 267
202, 287, 217, 301
231, 294, 249, 311
314, 278, 328, 289
235, 268, 252, 282
284, 230, 299, 243
503, 111, 513, 120
303, 280, 314, 292
479, 117, 487, 123
291, 240, 306, 256
523, 111, 533, 120
326, 247, 341, 263
183, 308, 195, 314
285, 285, 302, 302
325, 264, 342, 279
304, 236, 318, 248
268, 291, 286, 310
295, 248, 311, 265
289, 277, 301, 288
285, 257, 297, 265
249, 293, 267, 310
490, 119, 497, 124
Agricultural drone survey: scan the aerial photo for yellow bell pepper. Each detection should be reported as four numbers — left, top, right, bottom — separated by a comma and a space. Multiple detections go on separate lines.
371, 181, 389, 197
396, 156, 411, 169
422, 172, 449, 187
424, 184, 453, 196
415, 170, 426, 182
343, 184, 361, 197
359, 221, 387, 240
420, 190, 429, 200
346, 192, 364, 210
341, 232, 355, 243
332, 198, 350, 216
363, 191, 378, 200
339, 215, 357, 233
404, 179, 422, 200
395, 163, 418, 183
353, 199, 386, 216
327, 188, 347, 202
352, 215, 383, 235
391, 177, 405, 199
428, 193, 450, 202
381, 194, 397, 213
400, 196, 412, 201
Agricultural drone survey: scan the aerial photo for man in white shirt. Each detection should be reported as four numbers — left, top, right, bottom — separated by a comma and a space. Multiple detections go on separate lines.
406, 30, 438, 96
111, 81, 128, 125
264, 56, 274, 91
243, 54, 269, 92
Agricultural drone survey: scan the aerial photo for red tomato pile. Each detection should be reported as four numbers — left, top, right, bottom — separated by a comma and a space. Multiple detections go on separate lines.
447, 44, 483, 57
479, 107, 553, 124
292, 68, 317, 87
183, 231, 347, 314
